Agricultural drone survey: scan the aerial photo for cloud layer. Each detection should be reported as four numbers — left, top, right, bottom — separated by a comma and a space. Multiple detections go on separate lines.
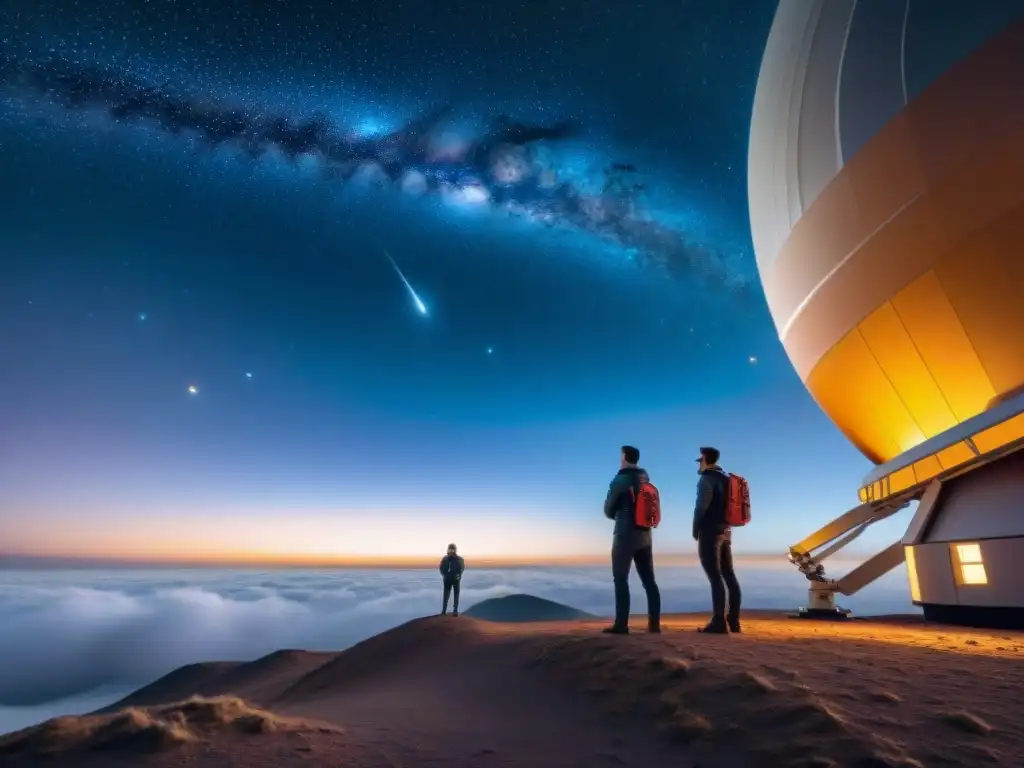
0, 564, 915, 718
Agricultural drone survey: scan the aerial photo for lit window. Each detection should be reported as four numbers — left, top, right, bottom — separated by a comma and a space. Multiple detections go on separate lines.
956, 543, 982, 563
953, 542, 987, 586
960, 564, 988, 585
904, 546, 922, 603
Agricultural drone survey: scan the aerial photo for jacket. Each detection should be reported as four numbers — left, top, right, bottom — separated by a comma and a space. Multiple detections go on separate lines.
439, 554, 465, 582
604, 466, 653, 541
693, 465, 730, 538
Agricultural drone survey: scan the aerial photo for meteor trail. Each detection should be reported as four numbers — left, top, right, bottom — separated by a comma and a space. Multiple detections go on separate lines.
383, 248, 428, 317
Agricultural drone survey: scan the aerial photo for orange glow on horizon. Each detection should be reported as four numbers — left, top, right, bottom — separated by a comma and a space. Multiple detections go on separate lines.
3, 512, 882, 570
3, 511, 611, 563
0, 545, 809, 570
5, 506, 894, 571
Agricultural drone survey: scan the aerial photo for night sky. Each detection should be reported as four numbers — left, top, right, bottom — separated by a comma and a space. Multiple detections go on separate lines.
0, 0, 892, 562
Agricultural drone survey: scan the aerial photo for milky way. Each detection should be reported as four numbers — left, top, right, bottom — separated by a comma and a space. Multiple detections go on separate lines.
0, 54, 752, 291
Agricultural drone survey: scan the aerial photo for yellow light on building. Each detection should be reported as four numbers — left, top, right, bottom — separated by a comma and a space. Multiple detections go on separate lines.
904, 546, 922, 603
953, 542, 988, 586
956, 543, 982, 563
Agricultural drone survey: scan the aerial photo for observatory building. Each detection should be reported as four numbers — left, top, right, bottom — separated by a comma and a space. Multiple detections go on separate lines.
748, 1, 1024, 627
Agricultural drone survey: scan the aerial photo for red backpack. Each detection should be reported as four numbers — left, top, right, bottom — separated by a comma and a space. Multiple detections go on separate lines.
724, 473, 751, 527
631, 478, 662, 530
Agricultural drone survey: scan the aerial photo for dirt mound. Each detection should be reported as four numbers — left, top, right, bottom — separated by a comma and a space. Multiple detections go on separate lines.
532, 632, 925, 767
0, 695, 340, 759
107, 651, 338, 711
203, 650, 339, 706
276, 615, 486, 703
20, 609, 1020, 766
104, 662, 241, 711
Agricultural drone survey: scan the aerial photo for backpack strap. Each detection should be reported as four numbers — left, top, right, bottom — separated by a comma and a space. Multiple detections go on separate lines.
628, 474, 642, 504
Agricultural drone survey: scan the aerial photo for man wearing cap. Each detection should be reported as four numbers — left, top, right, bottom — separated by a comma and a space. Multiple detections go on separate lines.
693, 446, 742, 634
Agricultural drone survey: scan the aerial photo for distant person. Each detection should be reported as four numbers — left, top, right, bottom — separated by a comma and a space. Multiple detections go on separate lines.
602, 445, 662, 635
693, 446, 743, 634
439, 543, 465, 616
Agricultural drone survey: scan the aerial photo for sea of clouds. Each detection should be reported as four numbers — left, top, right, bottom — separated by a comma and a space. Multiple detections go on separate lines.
0, 564, 916, 734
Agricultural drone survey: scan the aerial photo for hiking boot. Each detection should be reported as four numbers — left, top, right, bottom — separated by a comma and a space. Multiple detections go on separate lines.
697, 619, 729, 634
602, 625, 630, 635
727, 616, 741, 634
452, 611, 459, 617
647, 621, 662, 634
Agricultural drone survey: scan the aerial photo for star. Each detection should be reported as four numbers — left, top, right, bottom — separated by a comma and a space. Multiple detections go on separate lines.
486, 347, 494, 355
187, 384, 199, 395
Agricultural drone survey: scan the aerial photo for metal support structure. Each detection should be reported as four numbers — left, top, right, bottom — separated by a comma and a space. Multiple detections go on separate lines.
788, 493, 918, 618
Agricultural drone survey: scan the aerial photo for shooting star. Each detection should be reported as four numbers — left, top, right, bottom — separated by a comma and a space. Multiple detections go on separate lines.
383, 248, 429, 317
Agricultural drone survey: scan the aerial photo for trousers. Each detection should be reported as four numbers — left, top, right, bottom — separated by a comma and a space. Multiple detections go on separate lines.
442, 579, 461, 612
611, 534, 661, 627
697, 531, 742, 621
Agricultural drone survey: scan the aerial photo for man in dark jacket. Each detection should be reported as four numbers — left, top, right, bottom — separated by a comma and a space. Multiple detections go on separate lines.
602, 445, 662, 635
439, 543, 465, 616
693, 446, 742, 634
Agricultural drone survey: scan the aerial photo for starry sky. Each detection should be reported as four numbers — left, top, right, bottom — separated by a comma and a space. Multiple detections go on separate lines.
0, 0, 904, 564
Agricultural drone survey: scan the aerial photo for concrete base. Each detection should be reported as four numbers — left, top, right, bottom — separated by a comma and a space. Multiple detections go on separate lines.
797, 606, 851, 620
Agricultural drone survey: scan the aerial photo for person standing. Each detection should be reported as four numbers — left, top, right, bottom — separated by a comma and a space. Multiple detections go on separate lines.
693, 446, 742, 634
439, 543, 465, 616
602, 445, 662, 635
